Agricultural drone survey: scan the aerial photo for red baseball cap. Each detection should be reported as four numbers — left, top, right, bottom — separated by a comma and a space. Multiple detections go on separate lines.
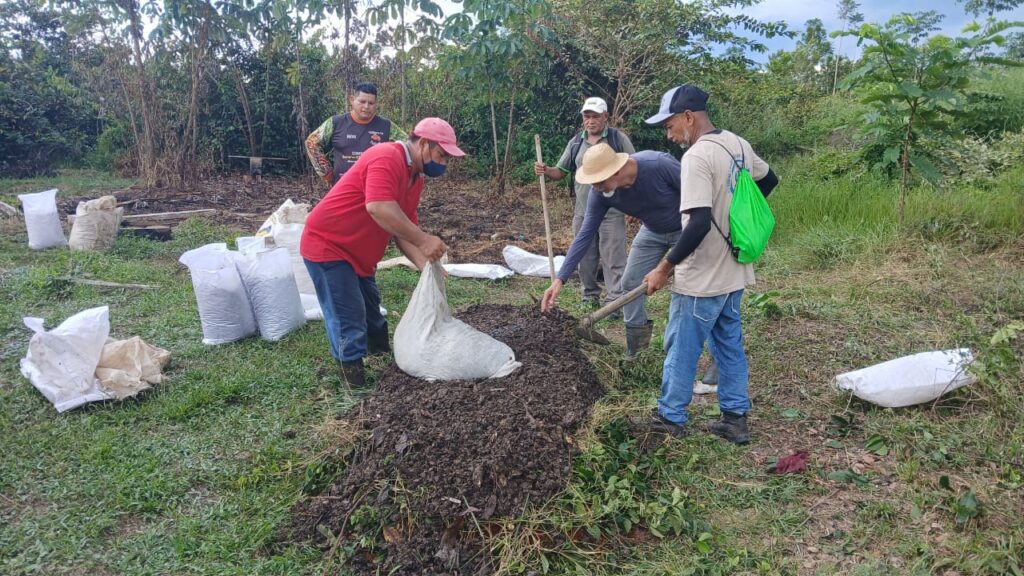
411, 117, 466, 157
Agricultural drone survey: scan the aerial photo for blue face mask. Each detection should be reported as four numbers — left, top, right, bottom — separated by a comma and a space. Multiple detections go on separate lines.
423, 160, 447, 177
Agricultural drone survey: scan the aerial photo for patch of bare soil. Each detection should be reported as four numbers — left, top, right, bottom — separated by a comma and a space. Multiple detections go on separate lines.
58, 176, 579, 263
288, 304, 604, 575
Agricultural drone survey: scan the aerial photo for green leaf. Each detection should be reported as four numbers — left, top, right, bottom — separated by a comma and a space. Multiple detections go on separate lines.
824, 440, 844, 449
909, 152, 941, 185
882, 147, 901, 165
954, 489, 980, 526
781, 408, 802, 419
939, 475, 952, 490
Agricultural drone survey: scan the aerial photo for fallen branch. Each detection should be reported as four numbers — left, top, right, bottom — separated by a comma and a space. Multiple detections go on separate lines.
59, 277, 161, 290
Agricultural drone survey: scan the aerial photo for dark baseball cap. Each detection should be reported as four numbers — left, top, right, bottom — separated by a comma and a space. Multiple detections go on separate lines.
645, 84, 709, 126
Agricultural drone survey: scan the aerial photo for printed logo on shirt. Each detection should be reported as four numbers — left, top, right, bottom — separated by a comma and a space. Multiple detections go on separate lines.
369, 131, 384, 144
346, 134, 358, 140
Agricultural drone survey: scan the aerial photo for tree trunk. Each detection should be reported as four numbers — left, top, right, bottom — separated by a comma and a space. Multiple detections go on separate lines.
497, 87, 517, 196
122, 0, 157, 187
489, 85, 499, 176
832, 28, 845, 95
294, 19, 311, 192
399, 6, 407, 127
899, 104, 916, 225
231, 63, 257, 156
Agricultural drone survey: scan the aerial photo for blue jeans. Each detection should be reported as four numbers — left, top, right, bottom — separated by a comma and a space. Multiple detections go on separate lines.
304, 259, 387, 362
658, 290, 750, 425
621, 225, 681, 329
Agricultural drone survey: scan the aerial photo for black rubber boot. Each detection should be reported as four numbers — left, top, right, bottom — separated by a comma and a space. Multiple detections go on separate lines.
339, 359, 367, 388
624, 321, 653, 360
708, 411, 750, 444
367, 330, 391, 355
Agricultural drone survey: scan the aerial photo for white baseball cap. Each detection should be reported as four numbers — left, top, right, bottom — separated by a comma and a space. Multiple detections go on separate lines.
581, 97, 608, 114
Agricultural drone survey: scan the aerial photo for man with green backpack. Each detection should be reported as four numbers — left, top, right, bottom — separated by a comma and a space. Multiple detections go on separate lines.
638, 84, 779, 444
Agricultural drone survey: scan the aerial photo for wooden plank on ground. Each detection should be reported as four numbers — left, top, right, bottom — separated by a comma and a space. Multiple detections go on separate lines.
59, 277, 161, 290
121, 209, 217, 223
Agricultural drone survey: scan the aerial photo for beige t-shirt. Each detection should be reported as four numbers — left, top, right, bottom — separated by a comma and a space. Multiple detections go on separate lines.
672, 130, 769, 297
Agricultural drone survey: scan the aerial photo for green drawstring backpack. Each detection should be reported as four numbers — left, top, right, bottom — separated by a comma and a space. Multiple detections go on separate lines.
702, 138, 775, 264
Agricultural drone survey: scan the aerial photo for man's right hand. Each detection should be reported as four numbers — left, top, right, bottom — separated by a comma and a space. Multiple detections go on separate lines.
540, 279, 563, 312
416, 234, 448, 262
534, 161, 547, 178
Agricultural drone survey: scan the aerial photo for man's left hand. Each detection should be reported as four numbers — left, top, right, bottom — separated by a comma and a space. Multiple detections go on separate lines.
643, 262, 673, 295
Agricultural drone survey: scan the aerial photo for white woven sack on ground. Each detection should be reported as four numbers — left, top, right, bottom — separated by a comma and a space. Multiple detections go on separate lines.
69, 195, 122, 251
501, 245, 564, 277
18, 188, 67, 250
443, 263, 515, 280
394, 262, 520, 381
833, 348, 976, 408
235, 247, 307, 341
179, 243, 258, 345
19, 306, 112, 412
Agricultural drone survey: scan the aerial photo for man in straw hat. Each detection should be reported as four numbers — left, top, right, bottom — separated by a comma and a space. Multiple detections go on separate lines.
539, 143, 686, 361
534, 96, 634, 310
638, 84, 779, 444
301, 117, 465, 388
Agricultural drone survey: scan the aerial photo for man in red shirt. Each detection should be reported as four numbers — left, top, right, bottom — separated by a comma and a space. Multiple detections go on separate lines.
301, 117, 465, 387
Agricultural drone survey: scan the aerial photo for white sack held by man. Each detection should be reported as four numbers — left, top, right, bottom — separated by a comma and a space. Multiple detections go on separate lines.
394, 262, 520, 381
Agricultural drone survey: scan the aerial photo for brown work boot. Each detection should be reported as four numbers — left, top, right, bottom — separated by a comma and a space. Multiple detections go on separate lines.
630, 410, 689, 438
339, 359, 367, 388
624, 321, 653, 360
708, 411, 750, 444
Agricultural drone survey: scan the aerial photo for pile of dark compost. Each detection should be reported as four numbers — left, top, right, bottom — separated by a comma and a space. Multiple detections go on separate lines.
290, 304, 604, 575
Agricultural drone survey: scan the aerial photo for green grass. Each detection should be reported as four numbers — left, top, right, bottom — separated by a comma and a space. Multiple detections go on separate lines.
1, 165, 1023, 575
0, 169, 137, 206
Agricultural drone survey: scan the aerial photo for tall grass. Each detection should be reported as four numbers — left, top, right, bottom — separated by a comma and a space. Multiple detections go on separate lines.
764, 153, 1024, 272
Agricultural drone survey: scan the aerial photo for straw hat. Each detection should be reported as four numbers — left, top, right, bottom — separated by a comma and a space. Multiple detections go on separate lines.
575, 143, 629, 184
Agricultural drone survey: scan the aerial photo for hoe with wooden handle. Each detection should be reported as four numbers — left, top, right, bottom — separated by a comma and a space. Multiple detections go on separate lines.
574, 282, 648, 344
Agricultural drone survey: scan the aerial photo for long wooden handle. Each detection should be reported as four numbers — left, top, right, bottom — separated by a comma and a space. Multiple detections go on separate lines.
535, 134, 556, 281
580, 282, 649, 326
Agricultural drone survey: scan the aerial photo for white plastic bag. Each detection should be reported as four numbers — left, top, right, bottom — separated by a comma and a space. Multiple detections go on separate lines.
502, 245, 565, 277
443, 263, 515, 280
18, 188, 67, 250
236, 235, 267, 255
235, 247, 307, 341
833, 348, 976, 408
272, 222, 317, 295
256, 198, 309, 237
394, 262, 520, 381
19, 306, 112, 412
179, 243, 258, 345
69, 195, 122, 251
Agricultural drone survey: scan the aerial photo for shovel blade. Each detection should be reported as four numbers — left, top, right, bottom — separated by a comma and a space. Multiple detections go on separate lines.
575, 321, 611, 345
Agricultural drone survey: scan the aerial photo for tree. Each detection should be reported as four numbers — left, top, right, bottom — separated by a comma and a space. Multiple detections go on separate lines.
367, 0, 445, 127
442, 0, 551, 194
833, 0, 864, 93
958, 0, 1023, 17
769, 18, 834, 92
839, 12, 1022, 223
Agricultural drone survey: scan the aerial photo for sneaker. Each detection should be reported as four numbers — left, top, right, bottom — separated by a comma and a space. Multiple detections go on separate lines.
693, 381, 718, 395
631, 411, 688, 438
708, 411, 750, 444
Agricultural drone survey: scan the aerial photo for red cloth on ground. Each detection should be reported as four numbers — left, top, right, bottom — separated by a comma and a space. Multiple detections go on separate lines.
769, 451, 809, 474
